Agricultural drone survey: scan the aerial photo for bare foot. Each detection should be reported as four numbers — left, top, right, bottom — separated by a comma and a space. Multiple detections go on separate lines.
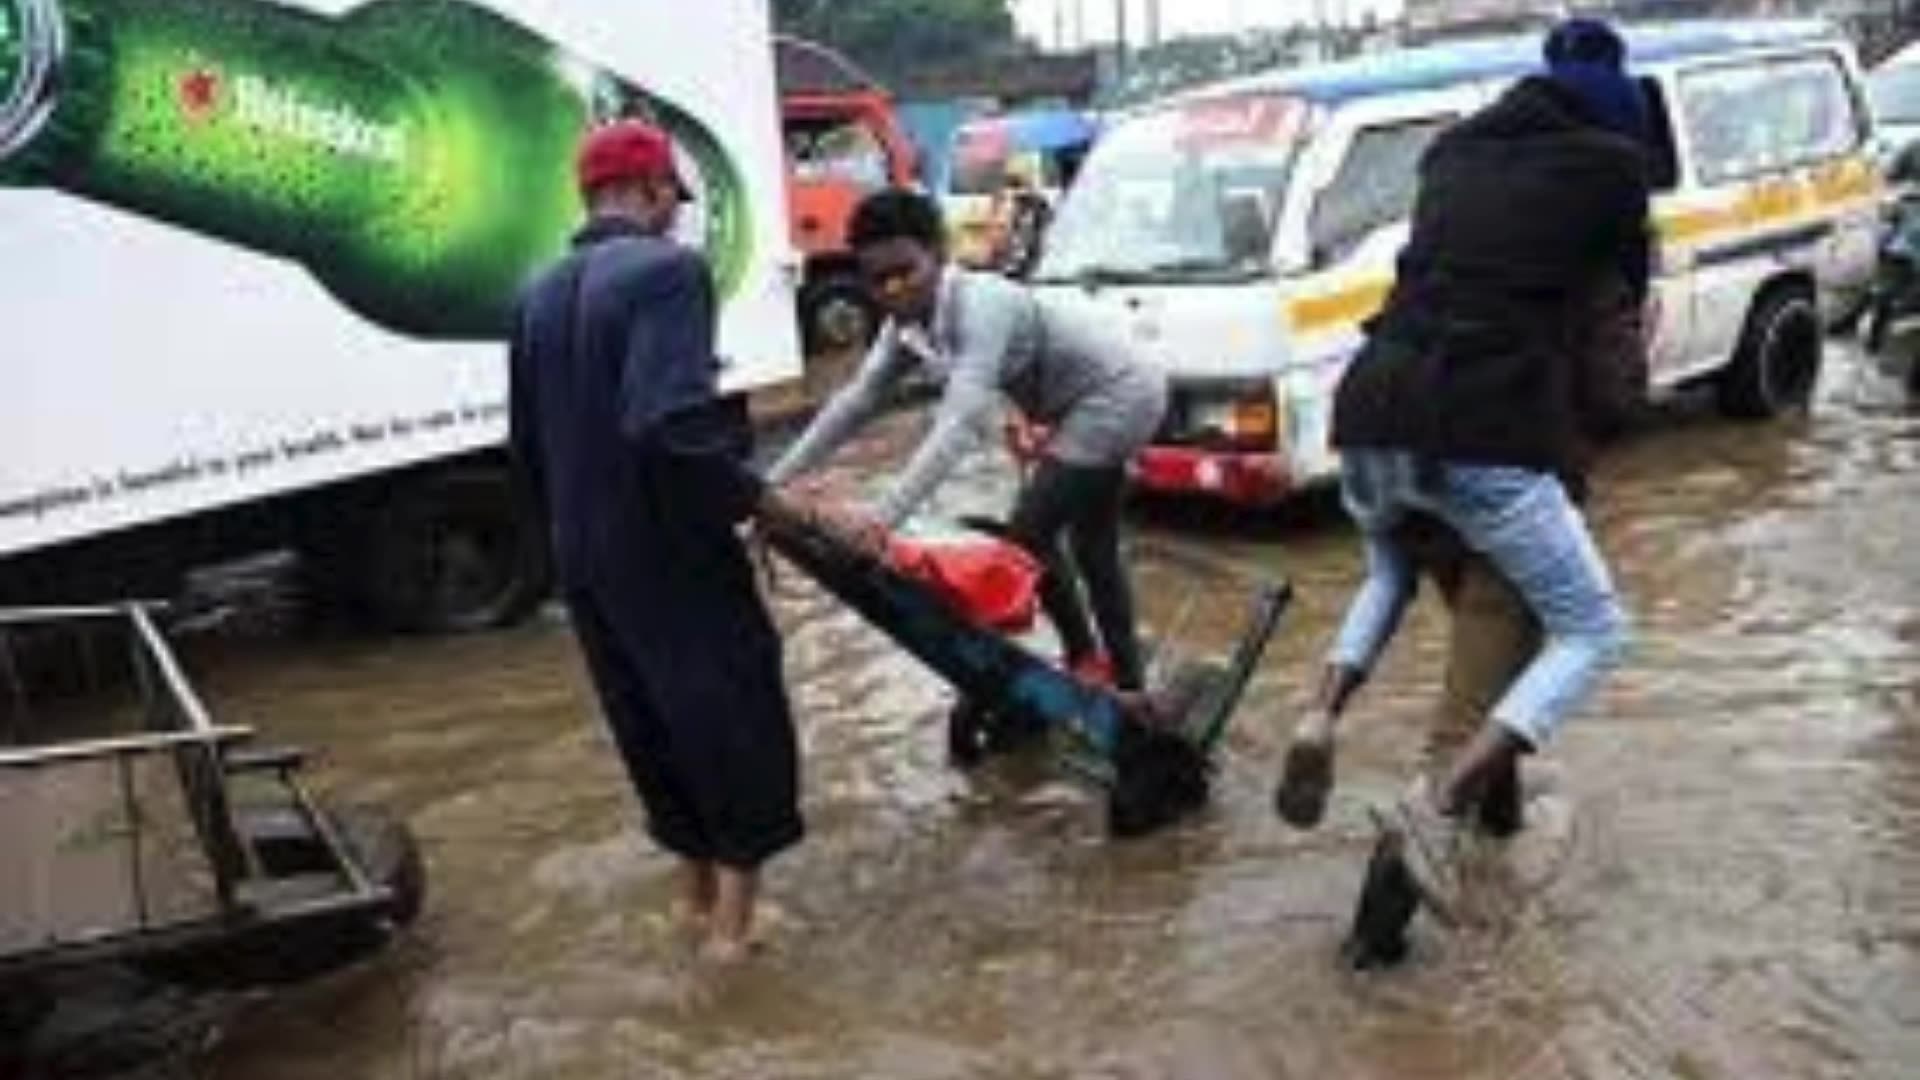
670, 899, 712, 939
697, 934, 760, 967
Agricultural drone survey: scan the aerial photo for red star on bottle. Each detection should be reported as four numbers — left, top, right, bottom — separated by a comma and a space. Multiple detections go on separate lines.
178, 68, 220, 121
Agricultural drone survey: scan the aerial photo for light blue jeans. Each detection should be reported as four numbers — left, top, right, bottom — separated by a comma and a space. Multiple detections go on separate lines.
1328, 448, 1629, 748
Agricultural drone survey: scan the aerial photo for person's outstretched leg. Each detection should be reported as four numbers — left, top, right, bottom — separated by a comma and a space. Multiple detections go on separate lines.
1008, 459, 1103, 671
1439, 465, 1628, 765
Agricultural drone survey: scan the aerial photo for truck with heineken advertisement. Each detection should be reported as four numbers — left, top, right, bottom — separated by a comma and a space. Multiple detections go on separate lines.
0, 0, 802, 630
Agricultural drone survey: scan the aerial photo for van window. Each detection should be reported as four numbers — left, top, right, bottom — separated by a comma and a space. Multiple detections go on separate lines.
1035, 93, 1307, 283
1870, 63, 1920, 126
1308, 116, 1451, 268
1680, 54, 1861, 186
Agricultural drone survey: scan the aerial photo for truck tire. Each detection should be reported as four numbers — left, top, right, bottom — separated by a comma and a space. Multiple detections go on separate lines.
0, 979, 52, 1070
800, 273, 877, 355
1717, 286, 1823, 420
135, 802, 425, 991
361, 467, 551, 634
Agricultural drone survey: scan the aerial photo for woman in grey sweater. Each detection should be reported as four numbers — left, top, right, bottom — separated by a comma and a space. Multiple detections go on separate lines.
769, 190, 1167, 692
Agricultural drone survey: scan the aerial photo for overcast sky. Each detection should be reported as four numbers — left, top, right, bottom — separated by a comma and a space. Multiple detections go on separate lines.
1013, 0, 1408, 48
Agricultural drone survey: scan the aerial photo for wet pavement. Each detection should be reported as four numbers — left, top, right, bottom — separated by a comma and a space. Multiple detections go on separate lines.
38, 346, 1920, 1077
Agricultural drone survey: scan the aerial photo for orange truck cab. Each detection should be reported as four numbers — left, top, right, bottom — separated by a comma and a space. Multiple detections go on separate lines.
775, 36, 921, 353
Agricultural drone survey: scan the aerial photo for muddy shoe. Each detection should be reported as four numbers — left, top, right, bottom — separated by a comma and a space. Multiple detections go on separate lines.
1475, 758, 1525, 839
1107, 719, 1210, 839
1274, 736, 1335, 829
1342, 830, 1419, 970
1373, 780, 1465, 925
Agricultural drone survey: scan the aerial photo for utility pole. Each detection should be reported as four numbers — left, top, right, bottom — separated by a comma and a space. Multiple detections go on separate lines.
1146, 0, 1161, 47
1114, 0, 1129, 82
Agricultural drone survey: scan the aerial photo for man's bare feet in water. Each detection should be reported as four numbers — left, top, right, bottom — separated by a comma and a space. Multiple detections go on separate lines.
698, 866, 771, 966
674, 860, 718, 937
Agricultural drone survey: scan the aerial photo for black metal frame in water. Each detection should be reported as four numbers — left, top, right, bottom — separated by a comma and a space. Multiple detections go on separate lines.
0, 605, 420, 993
763, 515, 1292, 838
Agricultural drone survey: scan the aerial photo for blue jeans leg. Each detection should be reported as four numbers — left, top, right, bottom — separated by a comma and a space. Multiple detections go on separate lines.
1326, 449, 1421, 675
1439, 467, 1629, 747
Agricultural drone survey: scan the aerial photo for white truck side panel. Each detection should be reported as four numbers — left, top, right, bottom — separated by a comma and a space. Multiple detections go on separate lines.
0, 0, 800, 557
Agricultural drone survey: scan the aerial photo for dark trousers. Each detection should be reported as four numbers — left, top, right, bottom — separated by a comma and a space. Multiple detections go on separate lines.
566, 587, 803, 869
1007, 458, 1144, 690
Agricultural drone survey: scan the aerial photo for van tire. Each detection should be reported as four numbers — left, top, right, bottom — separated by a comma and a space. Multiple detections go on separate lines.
359, 467, 551, 634
1717, 286, 1823, 420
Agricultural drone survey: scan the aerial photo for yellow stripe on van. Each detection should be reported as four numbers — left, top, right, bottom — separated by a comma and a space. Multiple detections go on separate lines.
1657, 156, 1879, 247
1288, 279, 1392, 334
1288, 156, 1879, 338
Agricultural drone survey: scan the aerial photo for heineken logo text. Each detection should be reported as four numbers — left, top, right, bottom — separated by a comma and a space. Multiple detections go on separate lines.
229, 74, 405, 163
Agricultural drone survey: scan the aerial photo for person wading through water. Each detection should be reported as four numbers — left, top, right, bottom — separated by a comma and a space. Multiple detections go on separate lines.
767, 189, 1211, 835
511, 119, 844, 962
1272, 18, 1650, 920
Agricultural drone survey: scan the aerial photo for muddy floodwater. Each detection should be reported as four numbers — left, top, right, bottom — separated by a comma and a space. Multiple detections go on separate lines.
47, 350, 1920, 1077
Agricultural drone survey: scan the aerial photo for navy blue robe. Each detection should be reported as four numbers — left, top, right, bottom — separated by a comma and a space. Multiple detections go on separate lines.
509, 216, 801, 868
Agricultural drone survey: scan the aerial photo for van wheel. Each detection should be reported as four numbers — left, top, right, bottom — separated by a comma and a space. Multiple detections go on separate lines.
800, 274, 876, 355
1717, 287, 1823, 419
360, 468, 551, 634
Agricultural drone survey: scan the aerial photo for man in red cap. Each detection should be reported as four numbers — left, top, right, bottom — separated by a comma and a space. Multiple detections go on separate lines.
509, 119, 815, 963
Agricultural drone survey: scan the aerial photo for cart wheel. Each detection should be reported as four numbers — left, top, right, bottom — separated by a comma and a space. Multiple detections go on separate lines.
948, 698, 989, 769
948, 697, 1048, 769
1106, 719, 1211, 839
327, 804, 426, 929
135, 802, 424, 990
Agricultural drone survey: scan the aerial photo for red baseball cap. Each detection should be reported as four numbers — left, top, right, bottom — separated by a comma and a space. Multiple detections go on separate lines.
576, 119, 693, 201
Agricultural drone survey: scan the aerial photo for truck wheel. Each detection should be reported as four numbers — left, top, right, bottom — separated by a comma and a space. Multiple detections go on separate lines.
0, 979, 52, 1068
1717, 286, 1823, 420
134, 802, 425, 991
800, 275, 877, 355
362, 467, 551, 634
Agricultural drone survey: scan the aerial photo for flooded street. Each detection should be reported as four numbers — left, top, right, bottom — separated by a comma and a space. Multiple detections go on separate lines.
180, 347, 1920, 1079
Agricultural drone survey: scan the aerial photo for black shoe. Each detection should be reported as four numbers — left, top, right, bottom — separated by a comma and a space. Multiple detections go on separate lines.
1341, 829, 1418, 971
1476, 759, 1525, 839
1274, 737, 1334, 829
1107, 719, 1210, 839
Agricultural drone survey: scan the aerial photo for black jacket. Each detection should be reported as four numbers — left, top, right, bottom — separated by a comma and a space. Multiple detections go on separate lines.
1332, 76, 1651, 478
509, 216, 764, 593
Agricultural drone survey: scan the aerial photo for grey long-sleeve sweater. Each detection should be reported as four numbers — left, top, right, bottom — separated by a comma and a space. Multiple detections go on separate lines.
767, 268, 1167, 525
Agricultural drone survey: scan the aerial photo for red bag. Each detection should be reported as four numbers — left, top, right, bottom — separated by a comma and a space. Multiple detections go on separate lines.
885, 535, 1041, 633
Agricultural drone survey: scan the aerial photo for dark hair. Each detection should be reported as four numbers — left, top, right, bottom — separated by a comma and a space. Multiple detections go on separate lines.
848, 188, 946, 254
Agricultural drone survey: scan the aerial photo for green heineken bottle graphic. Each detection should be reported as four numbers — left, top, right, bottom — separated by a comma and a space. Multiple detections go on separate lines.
0, 0, 753, 339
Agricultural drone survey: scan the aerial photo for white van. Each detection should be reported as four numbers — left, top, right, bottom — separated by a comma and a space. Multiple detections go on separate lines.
1030, 20, 1879, 505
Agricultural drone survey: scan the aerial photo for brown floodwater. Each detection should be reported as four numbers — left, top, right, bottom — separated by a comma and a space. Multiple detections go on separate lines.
35, 349, 1920, 1078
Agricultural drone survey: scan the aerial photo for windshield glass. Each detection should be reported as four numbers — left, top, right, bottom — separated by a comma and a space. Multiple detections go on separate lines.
1034, 93, 1304, 283
1871, 64, 1920, 124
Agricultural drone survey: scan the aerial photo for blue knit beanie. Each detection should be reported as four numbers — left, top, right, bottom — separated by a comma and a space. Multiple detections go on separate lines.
1543, 18, 1647, 141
